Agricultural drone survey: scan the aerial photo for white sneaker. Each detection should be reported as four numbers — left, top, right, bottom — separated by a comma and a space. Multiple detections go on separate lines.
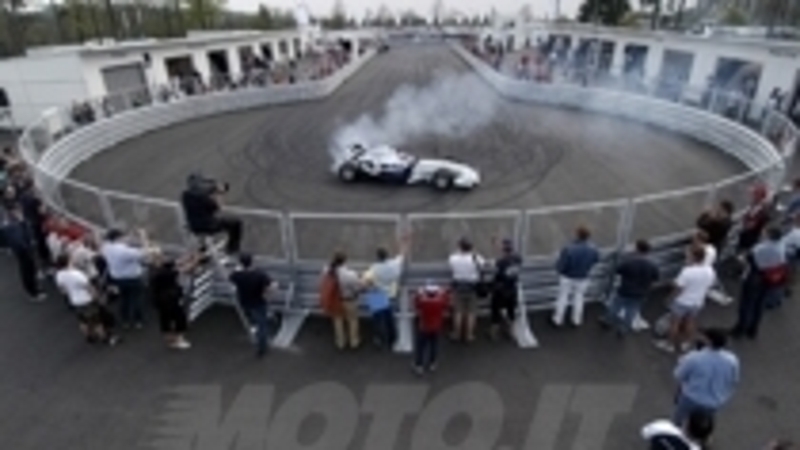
30, 293, 46, 302
632, 315, 650, 331
654, 340, 676, 354
172, 339, 191, 350
708, 289, 733, 306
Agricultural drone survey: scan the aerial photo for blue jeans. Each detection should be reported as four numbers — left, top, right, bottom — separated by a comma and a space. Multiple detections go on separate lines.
604, 294, 641, 334
414, 331, 439, 369
672, 392, 716, 427
245, 304, 269, 356
371, 308, 396, 347
115, 278, 144, 326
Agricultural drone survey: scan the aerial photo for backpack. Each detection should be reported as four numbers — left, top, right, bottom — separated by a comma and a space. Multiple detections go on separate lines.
319, 271, 344, 317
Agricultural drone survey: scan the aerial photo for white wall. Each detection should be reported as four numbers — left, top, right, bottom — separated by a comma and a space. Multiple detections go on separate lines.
0, 53, 87, 127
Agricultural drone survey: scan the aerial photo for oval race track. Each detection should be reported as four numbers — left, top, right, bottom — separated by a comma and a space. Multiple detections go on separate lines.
70, 43, 744, 257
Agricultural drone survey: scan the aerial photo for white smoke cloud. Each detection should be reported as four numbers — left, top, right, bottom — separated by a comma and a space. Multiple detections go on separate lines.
330, 71, 497, 158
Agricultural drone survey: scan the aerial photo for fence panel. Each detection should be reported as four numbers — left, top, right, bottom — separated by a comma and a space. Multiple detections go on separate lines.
59, 179, 109, 229
406, 211, 521, 263
714, 170, 767, 210
106, 193, 184, 248
289, 213, 401, 263
523, 201, 626, 258
225, 207, 288, 261
631, 186, 712, 240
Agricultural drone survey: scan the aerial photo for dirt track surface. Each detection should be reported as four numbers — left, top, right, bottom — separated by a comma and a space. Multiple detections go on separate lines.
69, 43, 744, 260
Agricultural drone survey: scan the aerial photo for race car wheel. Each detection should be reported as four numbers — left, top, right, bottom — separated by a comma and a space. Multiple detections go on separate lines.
338, 163, 358, 182
431, 170, 453, 190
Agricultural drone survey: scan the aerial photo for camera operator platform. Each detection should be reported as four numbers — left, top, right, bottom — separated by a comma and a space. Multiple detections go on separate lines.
181, 173, 243, 258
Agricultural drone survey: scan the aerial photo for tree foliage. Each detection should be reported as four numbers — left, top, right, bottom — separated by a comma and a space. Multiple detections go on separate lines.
577, 0, 631, 26
721, 5, 748, 26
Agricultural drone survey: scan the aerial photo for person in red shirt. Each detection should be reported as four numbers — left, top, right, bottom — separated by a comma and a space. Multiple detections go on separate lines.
413, 283, 449, 375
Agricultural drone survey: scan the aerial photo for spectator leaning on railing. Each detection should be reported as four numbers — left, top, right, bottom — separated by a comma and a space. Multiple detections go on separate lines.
655, 245, 716, 354
447, 238, 487, 343
732, 227, 788, 340
100, 228, 156, 330
319, 251, 362, 350
489, 238, 522, 341
230, 253, 276, 357
600, 239, 659, 338
551, 225, 600, 328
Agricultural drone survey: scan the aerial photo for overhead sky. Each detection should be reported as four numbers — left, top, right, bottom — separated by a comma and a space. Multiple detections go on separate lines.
225, 0, 587, 20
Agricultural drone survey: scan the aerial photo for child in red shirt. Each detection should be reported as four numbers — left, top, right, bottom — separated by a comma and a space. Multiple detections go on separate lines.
414, 283, 449, 375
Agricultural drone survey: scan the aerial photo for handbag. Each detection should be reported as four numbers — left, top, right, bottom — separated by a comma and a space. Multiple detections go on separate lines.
471, 253, 491, 298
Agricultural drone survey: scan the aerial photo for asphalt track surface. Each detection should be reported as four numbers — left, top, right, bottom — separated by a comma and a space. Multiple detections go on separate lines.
69, 44, 745, 261
0, 254, 798, 450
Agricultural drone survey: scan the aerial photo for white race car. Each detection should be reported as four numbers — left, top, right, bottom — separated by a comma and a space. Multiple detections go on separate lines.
332, 144, 480, 190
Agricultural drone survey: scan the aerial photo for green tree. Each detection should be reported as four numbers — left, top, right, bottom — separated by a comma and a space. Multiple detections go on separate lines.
577, 0, 631, 26
182, 0, 225, 29
323, 0, 347, 29
721, 5, 747, 25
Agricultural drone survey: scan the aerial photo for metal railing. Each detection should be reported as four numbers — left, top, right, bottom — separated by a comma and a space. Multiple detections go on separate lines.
15, 44, 799, 315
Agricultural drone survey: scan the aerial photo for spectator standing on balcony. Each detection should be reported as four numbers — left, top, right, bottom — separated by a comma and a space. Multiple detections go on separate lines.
672, 329, 739, 429
655, 246, 715, 354
413, 283, 449, 376
362, 236, 410, 349
151, 251, 202, 351
16, 179, 50, 268
2, 206, 45, 301
489, 239, 522, 340
448, 238, 487, 342
55, 253, 118, 345
737, 184, 771, 255
230, 253, 276, 357
696, 201, 734, 254
783, 178, 800, 222
100, 229, 152, 329
551, 226, 600, 328
320, 251, 361, 350
732, 227, 788, 339
600, 239, 659, 338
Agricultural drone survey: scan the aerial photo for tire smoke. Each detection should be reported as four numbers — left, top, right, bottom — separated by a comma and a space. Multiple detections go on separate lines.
329, 71, 497, 160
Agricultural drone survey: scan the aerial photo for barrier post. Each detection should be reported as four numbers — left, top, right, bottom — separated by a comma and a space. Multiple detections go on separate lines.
97, 190, 117, 229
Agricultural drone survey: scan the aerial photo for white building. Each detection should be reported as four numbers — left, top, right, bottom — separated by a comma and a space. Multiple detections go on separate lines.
0, 28, 366, 128
483, 21, 800, 112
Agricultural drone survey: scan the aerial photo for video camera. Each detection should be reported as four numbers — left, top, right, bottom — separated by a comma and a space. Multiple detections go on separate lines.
186, 173, 229, 197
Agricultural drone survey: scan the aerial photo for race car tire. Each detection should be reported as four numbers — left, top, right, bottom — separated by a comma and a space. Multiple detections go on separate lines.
338, 163, 358, 182
431, 170, 453, 190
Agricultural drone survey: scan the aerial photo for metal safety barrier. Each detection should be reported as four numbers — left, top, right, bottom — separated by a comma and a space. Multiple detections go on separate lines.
16, 43, 799, 352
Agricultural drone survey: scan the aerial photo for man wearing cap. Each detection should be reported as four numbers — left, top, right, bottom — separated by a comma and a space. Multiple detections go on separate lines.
413, 282, 449, 375
230, 253, 275, 357
489, 239, 522, 340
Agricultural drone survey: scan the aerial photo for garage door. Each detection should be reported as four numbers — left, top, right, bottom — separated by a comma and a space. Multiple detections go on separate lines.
102, 63, 147, 95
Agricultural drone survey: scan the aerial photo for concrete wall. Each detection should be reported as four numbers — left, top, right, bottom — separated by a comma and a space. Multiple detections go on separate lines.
0, 53, 88, 128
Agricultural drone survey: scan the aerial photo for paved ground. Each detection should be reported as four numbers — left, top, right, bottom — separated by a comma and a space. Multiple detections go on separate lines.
0, 253, 797, 450
67, 43, 745, 262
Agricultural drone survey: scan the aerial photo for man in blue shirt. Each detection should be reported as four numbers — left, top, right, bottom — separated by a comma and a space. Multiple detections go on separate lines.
552, 226, 600, 327
673, 328, 740, 428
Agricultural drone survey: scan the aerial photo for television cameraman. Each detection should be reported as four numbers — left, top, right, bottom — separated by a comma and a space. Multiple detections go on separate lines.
180, 173, 242, 256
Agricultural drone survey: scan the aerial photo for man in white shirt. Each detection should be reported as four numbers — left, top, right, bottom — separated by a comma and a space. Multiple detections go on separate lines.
55, 253, 116, 345
447, 238, 486, 342
100, 229, 152, 329
655, 245, 716, 353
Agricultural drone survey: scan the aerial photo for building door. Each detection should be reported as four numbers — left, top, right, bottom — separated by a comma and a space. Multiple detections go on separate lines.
101, 63, 148, 110
101, 63, 147, 96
